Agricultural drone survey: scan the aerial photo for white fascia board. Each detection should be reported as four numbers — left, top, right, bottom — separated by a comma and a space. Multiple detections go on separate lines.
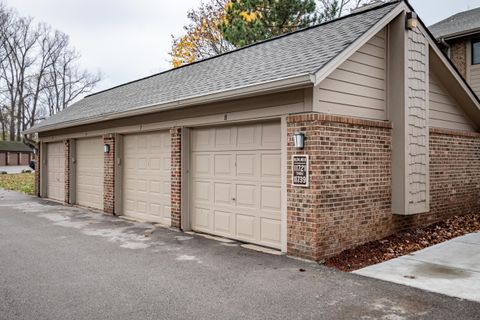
313, 2, 407, 87
441, 27, 480, 42
24, 73, 315, 134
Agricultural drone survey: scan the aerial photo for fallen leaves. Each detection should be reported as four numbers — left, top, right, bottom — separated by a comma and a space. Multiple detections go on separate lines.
324, 214, 480, 272
0, 173, 35, 195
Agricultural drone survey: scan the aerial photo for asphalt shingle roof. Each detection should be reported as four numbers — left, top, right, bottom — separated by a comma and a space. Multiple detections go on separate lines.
30, 1, 399, 133
429, 6, 480, 39
0, 141, 33, 152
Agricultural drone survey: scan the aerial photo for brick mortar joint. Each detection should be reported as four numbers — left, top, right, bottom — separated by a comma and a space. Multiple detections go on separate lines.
287, 112, 392, 129
430, 127, 480, 138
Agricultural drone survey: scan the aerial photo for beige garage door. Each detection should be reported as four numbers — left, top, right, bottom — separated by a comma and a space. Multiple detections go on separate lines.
76, 137, 104, 210
47, 142, 65, 202
190, 122, 282, 249
123, 131, 171, 225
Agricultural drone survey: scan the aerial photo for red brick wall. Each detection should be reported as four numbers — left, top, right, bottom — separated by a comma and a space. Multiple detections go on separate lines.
287, 113, 480, 261
19, 153, 30, 165
287, 114, 392, 260
35, 147, 40, 197
0, 152, 5, 166
450, 39, 467, 79
104, 135, 115, 214
7, 152, 19, 165
428, 128, 480, 220
64, 140, 70, 203
170, 127, 182, 229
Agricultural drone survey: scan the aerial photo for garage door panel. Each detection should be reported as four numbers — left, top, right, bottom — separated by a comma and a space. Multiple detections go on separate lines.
123, 131, 171, 225
213, 154, 234, 176
236, 154, 257, 178
193, 180, 211, 202
192, 207, 211, 229
47, 142, 65, 202
163, 182, 171, 196
214, 182, 232, 205
236, 214, 256, 239
260, 218, 281, 244
261, 185, 281, 211
76, 137, 104, 210
261, 153, 281, 178
237, 124, 259, 148
192, 128, 212, 151
191, 122, 282, 249
214, 210, 232, 234
215, 127, 235, 148
192, 154, 211, 175
236, 184, 257, 208
261, 122, 281, 148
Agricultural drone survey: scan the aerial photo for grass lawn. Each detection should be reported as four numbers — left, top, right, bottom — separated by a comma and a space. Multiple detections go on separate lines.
0, 173, 35, 195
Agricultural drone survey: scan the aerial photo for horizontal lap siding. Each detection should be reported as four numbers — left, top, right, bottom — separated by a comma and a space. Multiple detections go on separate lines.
315, 28, 387, 120
470, 64, 480, 97
429, 70, 476, 131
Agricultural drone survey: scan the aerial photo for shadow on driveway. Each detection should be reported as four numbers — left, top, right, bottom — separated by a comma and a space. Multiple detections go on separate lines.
0, 190, 478, 320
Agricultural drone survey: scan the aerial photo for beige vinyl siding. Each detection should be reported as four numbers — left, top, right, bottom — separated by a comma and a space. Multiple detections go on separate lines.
429, 70, 476, 131
469, 64, 480, 97
406, 27, 429, 214
314, 28, 387, 120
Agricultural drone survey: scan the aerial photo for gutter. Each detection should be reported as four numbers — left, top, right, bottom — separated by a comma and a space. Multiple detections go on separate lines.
23, 73, 315, 135
439, 37, 451, 57
436, 27, 480, 42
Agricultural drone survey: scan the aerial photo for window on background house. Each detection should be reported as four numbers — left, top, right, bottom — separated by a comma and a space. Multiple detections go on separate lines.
473, 39, 480, 65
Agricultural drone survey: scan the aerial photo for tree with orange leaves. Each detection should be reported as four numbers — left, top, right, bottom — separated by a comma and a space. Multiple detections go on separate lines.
170, 0, 234, 68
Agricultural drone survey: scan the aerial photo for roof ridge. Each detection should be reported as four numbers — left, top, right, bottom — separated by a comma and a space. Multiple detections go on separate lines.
86, 0, 400, 99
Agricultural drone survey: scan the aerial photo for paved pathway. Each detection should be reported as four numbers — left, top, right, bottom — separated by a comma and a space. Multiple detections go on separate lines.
354, 233, 480, 302
0, 165, 32, 174
0, 190, 478, 319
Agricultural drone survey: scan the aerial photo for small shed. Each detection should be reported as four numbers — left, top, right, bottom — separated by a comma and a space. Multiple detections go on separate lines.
0, 141, 34, 166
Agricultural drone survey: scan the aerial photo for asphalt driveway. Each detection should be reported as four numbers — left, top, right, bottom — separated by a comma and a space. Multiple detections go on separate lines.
0, 190, 478, 320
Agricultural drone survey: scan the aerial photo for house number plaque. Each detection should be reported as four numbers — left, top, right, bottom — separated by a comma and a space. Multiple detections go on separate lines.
292, 155, 309, 187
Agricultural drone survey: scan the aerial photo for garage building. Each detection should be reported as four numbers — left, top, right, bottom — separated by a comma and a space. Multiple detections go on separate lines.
25, 1, 480, 261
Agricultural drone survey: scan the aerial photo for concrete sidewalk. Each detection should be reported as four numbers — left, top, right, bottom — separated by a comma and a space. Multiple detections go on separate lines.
0, 165, 32, 174
354, 233, 480, 302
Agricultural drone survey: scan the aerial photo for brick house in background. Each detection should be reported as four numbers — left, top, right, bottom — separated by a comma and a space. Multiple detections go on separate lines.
0, 141, 34, 166
430, 6, 480, 97
24, 1, 480, 261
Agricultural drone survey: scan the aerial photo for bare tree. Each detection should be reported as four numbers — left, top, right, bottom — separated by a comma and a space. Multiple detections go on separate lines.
317, 0, 384, 22
0, 3, 101, 143
42, 44, 100, 116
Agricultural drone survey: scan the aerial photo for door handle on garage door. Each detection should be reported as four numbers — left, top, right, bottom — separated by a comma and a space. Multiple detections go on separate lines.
232, 197, 236, 201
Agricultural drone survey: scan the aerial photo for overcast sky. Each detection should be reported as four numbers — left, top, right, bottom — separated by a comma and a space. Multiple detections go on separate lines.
5, 0, 480, 93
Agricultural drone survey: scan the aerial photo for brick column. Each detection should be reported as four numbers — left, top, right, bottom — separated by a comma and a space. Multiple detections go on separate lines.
170, 127, 182, 229
287, 114, 322, 261
34, 145, 40, 197
287, 113, 392, 261
64, 140, 70, 203
104, 135, 115, 214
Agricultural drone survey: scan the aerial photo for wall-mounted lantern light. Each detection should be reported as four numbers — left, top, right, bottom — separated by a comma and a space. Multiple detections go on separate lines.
406, 12, 418, 30
103, 143, 110, 153
293, 131, 305, 149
